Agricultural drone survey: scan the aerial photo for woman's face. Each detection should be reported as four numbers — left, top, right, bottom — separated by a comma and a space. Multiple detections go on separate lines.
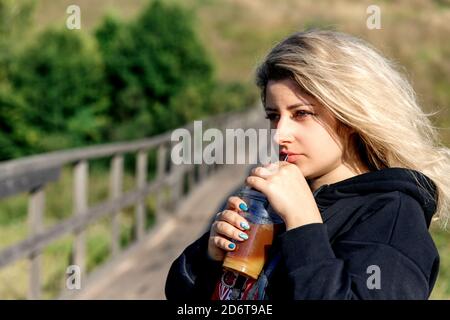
265, 78, 357, 185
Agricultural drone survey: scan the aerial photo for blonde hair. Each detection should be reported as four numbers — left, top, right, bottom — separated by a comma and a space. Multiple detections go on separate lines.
256, 29, 450, 228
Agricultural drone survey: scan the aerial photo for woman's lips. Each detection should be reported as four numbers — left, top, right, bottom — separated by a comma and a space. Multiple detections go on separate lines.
279, 154, 302, 162
286, 154, 302, 163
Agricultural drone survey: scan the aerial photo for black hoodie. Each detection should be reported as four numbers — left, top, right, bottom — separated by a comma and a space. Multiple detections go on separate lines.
165, 167, 440, 300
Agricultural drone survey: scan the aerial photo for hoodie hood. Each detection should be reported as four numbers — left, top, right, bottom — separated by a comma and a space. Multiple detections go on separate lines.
313, 167, 438, 227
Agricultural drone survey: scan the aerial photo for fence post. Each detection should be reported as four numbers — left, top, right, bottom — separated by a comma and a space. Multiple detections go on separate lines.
73, 160, 88, 288
110, 155, 123, 257
135, 150, 147, 240
28, 185, 45, 300
156, 144, 168, 216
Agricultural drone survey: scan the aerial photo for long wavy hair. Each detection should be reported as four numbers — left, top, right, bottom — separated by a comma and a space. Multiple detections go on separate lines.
255, 29, 450, 228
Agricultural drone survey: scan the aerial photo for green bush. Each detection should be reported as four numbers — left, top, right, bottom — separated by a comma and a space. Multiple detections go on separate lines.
96, 0, 215, 140
10, 29, 110, 153
0, 84, 37, 160
0, 0, 36, 160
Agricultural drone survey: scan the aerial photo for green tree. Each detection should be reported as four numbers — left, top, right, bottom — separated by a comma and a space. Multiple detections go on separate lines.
0, 84, 37, 160
96, 0, 215, 140
0, 0, 35, 160
10, 29, 110, 152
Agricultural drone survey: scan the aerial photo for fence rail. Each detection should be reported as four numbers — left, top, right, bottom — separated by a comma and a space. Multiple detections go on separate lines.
0, 106, 262, 299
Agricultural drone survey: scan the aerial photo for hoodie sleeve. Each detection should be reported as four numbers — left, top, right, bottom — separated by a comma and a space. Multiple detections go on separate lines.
165, 231, 224, 300
278, 194, 440, 300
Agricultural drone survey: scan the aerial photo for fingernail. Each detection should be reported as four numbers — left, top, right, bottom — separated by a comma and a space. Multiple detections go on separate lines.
228, 243, 236, 249
239, 203, 248, 211
240, 222, 250, 230
239, 232, 249, 240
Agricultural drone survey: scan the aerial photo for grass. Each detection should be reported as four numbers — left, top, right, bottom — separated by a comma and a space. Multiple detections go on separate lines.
430, 225, 450, 299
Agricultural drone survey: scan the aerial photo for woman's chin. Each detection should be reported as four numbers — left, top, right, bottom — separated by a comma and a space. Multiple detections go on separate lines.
295, 163, 309, 176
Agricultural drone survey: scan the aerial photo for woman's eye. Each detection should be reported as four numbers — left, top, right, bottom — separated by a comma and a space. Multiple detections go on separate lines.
293, 110, 313, 120
265, 111, 314, 122
265, 114, 279, 121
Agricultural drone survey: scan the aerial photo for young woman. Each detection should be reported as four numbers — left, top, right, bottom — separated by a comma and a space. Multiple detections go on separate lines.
165, 29, 450, 300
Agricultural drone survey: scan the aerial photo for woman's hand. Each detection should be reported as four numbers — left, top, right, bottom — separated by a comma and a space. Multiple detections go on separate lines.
246, 161, 322, 230
207, 196, 251, 261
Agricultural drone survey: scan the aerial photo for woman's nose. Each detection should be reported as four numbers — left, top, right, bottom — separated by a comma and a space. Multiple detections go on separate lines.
273, 117, 295, 144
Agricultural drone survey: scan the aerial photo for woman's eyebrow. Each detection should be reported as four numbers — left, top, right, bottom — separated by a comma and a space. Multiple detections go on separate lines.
265, 102, 315, 112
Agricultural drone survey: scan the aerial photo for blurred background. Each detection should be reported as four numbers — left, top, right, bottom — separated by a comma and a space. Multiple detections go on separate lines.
0, 0, 449, 299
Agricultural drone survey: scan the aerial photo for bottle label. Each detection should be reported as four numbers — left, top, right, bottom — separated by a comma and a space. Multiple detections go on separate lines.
211, 270, 260, 300
212, 253, 281, 300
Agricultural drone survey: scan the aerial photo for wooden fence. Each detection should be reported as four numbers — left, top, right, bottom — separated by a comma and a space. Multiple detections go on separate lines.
0, 106, 262, 299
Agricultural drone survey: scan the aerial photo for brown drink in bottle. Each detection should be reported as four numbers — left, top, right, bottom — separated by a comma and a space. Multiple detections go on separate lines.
222, 187, 283, 279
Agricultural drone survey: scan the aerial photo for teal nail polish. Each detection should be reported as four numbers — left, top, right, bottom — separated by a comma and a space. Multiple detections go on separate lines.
239, 203, 248, 212
239, 232, 249, 240
240, 222, 250, 230
228, 243, 236, 249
